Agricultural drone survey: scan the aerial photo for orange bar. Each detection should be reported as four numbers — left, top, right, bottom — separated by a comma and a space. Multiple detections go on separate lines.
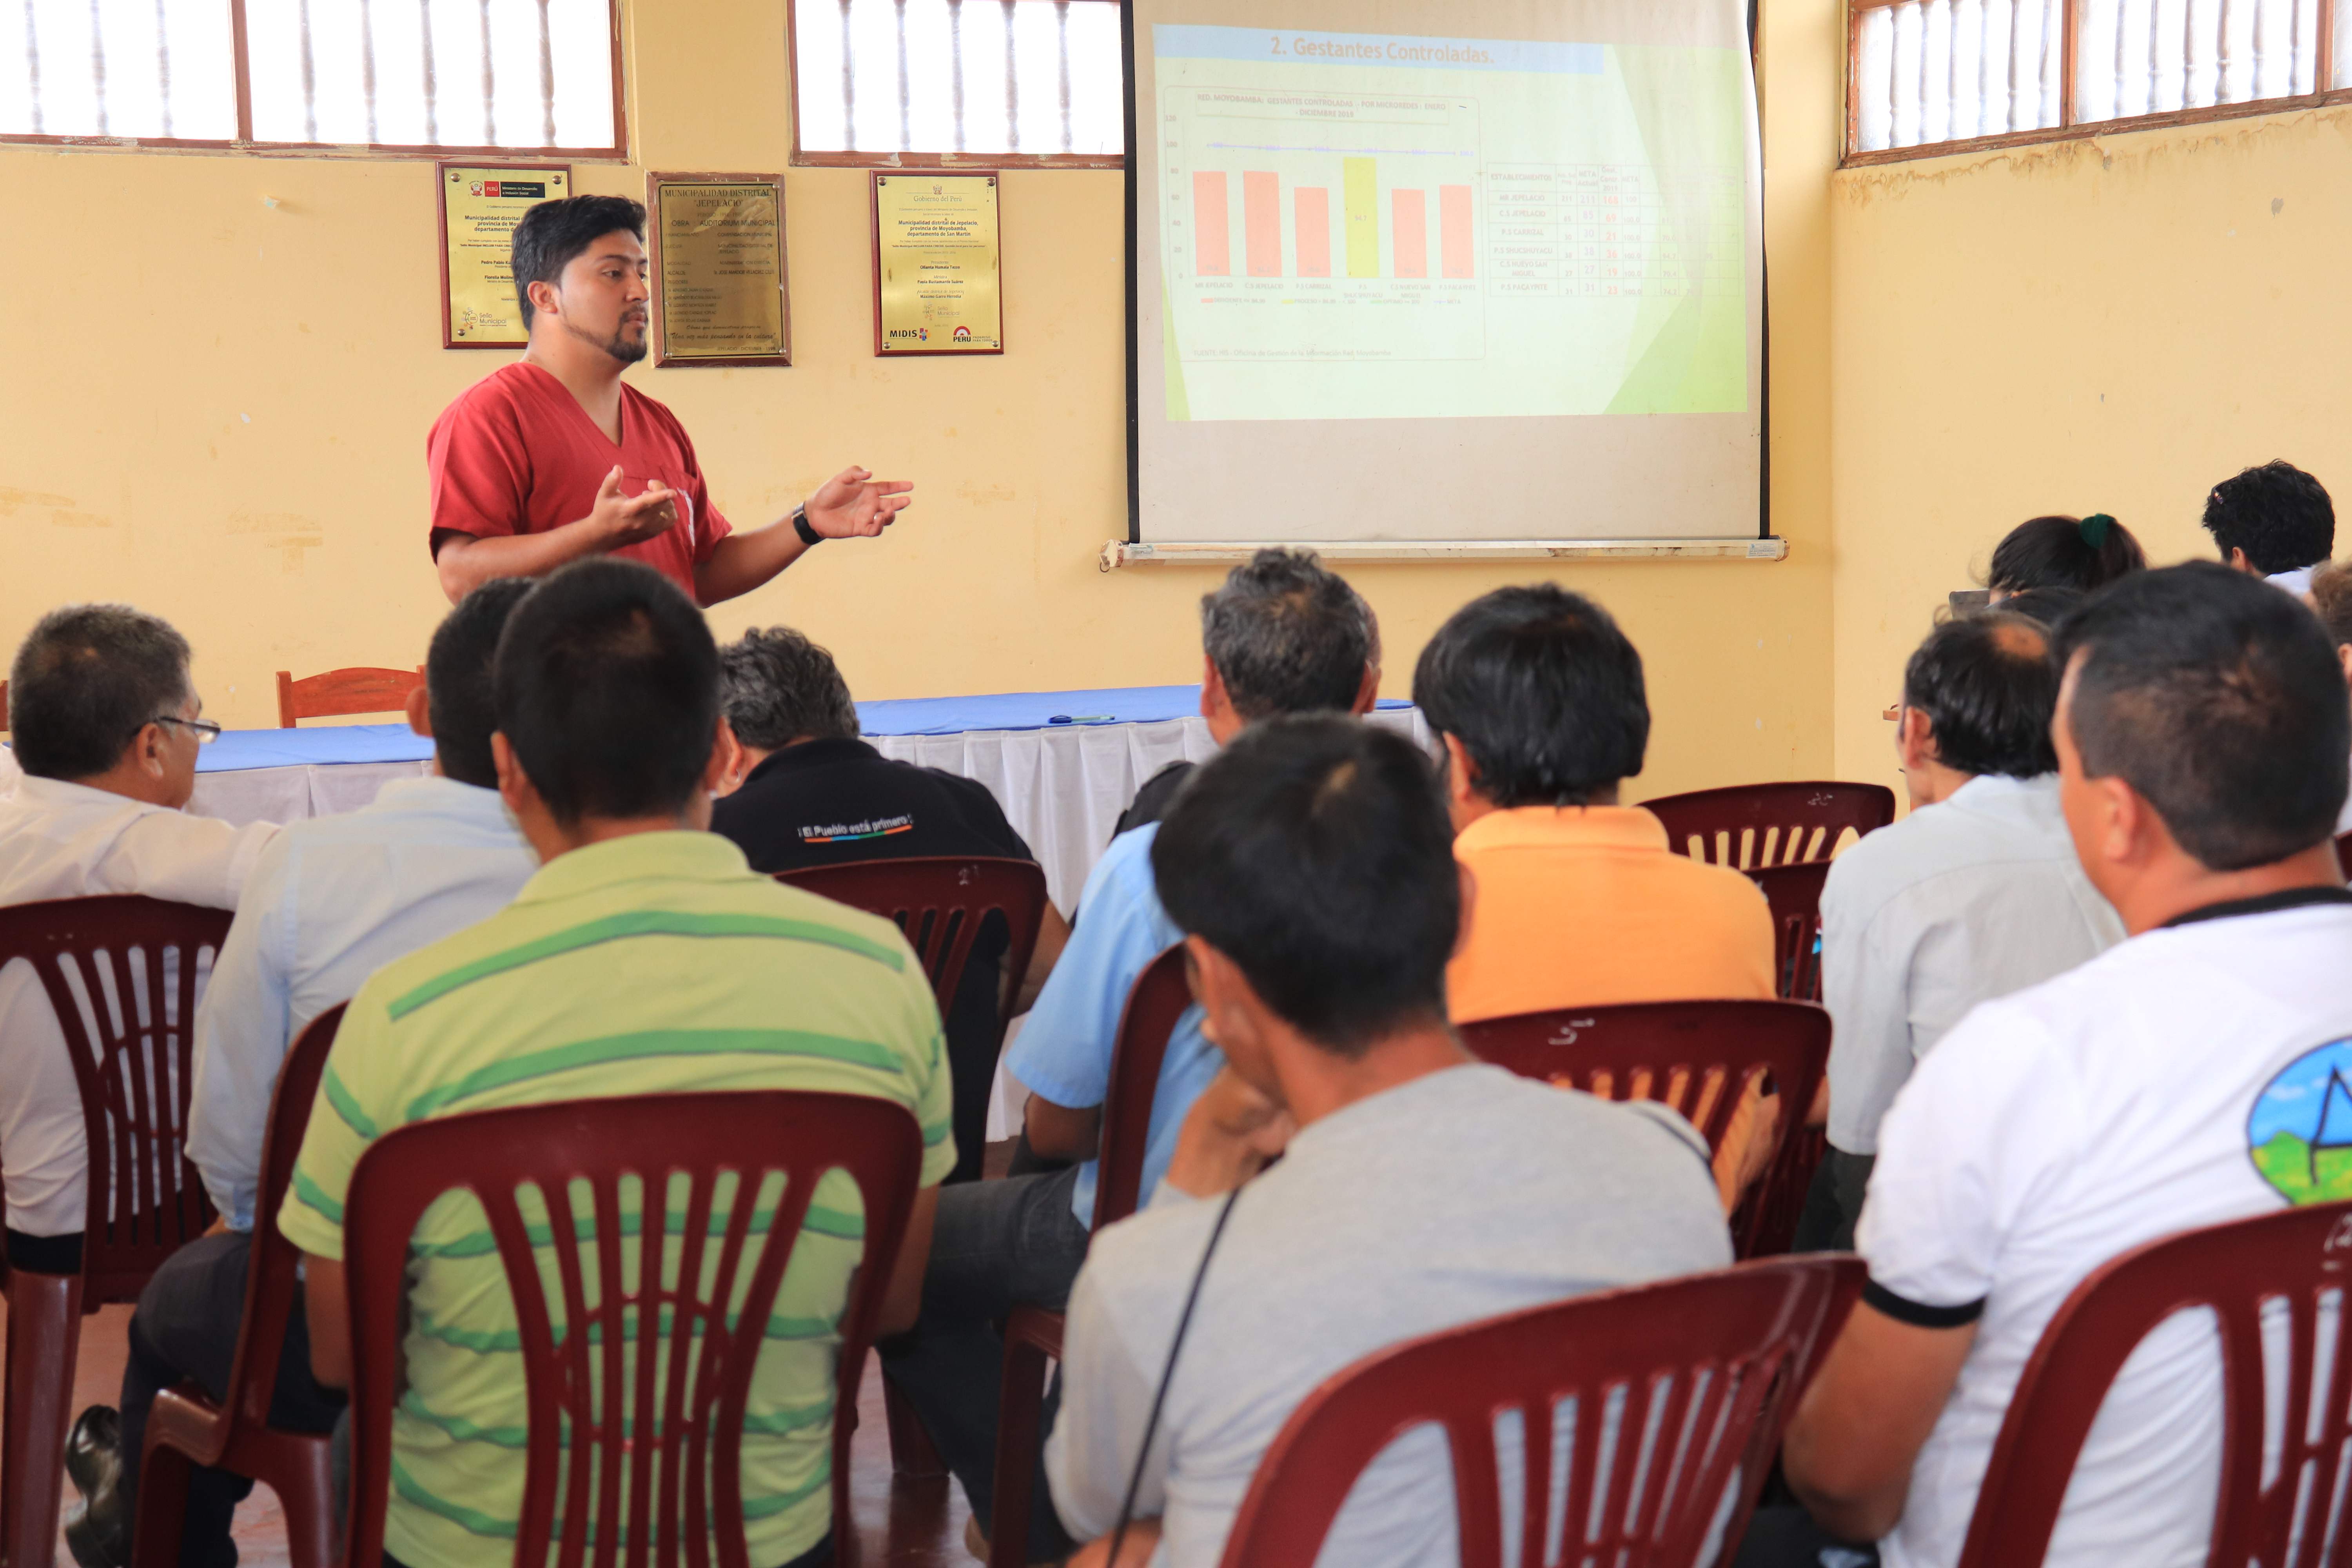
1243, 171, 1281, 276
1440, 184, 1474, 278
1393, 188, 1428, 279
1193, 171, 1230, 276
1295, 187, 1331, 276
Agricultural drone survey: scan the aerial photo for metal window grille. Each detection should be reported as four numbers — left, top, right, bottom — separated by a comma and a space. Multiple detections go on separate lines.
2, 0, 619, 151
791, 0, 1122, 163
1851, 0, 2344, 156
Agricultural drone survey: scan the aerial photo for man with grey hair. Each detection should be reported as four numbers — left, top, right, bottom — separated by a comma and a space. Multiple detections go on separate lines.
0, 607, 277, 1277
710, 625, 1067, 1184
882, 547, 1381, 1559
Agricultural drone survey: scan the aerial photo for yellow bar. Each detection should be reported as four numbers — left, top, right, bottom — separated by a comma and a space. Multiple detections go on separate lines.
1343, 157, 1379, 278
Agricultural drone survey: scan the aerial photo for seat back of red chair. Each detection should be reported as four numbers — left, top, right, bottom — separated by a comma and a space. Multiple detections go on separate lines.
221, 1003, 345, 1430
1645, 782, 1896, 869
341, 1091, 924, 1568
0, 895, 229, 1298
1750, 860, 1831, 1003
1217, 1255, 1865, 1568
274, 666, 425, 728
1459, 1000, 1830, 1166
2336, 831, 2352, 883
1956, 1199, 2352, 1568
1091, 944, 1193, 1230
776, 856, 1049, 1040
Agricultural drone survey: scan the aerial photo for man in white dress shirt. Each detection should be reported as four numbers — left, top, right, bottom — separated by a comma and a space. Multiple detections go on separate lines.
0, 606, 277, 1276
73, 581, 544, 1568
1800, 610, 2123, 1250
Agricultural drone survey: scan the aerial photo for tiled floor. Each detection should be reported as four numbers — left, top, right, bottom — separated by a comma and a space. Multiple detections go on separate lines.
2, 1303, 973, 1568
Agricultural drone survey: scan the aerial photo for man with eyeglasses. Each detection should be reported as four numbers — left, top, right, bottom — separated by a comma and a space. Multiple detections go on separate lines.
0, 606, 276, 1294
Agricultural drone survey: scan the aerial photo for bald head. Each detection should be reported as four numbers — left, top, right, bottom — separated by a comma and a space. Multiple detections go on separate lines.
1901, 610, 2062, 780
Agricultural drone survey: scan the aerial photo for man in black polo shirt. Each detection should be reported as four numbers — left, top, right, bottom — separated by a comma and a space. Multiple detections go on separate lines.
711, 627, 1067, 1182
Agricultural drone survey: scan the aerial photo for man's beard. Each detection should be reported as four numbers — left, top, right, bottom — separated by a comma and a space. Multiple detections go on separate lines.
566, 314, 648, 365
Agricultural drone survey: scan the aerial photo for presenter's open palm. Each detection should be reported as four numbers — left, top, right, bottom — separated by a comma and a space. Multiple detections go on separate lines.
804, 466, 914, 538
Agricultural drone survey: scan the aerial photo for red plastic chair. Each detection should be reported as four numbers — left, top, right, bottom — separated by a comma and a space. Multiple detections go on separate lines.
273, 666, 423, 728
988, 944, 1193, 1568
1646, 782, 1896, 869
339, 1091, 925, 1568
0, 896, 229, 1568
131, 1003, 347, 1568
2335, 830, 2352, 882
1217, 1256, 1866, 1568
1744, 861, 1833, 1256
775, 855, 1049, 1475
1955, 1200, 2352, 1568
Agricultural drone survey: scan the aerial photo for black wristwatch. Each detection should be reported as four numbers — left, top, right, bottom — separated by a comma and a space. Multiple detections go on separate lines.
791, 505, 823, 546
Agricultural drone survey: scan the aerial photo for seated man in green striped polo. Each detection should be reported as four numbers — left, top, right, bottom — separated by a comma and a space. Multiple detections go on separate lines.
278, 558, 953, 1568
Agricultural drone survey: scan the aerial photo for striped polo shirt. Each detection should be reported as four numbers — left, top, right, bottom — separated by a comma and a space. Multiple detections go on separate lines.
279, 830, 953, 1568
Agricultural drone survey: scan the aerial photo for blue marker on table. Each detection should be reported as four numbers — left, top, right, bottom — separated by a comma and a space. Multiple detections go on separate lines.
1048, 714, 1116, 724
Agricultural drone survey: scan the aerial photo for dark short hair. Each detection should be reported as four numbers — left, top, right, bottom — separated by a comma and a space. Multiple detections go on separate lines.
1152, 715, 1457, 1056
7, 606, 193, 781
427, 578, 535, 789
1200, 550, 1379, 721
2052, 561, 2348, 871
1903, 612, 2058, 779
493, 559, 719, 824
1412, 585, 1648, 807
2311, 561, 2352, 647
510, 195, 646, 329
720, 627, 861, 750
1987, 515, 2146, 595
1987, 586, 2085, 629
2203, 461, 2336, 576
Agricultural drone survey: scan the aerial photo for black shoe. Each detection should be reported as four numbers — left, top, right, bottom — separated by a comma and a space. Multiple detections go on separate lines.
62, 1405, 126, 1568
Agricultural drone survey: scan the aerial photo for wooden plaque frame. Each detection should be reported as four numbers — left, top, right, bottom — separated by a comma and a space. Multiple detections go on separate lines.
646, 171, 793, 368
870, 170, 1005, 357
437, 161, 572, 350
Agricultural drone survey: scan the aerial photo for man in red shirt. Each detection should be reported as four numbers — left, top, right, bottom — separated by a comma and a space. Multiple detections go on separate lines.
428, 194, 910, 604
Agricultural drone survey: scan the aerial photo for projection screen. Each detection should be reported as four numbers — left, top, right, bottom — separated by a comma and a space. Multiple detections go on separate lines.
1126, 0, 1764, 547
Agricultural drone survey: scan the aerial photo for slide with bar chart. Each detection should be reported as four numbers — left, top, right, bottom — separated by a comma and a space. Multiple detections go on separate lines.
1153, 24, 1750, 423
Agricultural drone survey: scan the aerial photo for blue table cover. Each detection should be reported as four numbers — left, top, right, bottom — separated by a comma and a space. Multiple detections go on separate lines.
191, 686, 1413, 771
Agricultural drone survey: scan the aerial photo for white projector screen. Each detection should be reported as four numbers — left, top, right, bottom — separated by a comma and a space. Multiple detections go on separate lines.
1126, 0, 1765, 546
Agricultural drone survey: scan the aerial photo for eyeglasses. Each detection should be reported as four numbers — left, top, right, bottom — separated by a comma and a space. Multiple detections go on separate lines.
152, 715, 222, 745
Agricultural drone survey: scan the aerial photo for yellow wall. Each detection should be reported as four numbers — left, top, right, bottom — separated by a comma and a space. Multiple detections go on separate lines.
1830, 106, 2352, 795
1, 0, 1838, 802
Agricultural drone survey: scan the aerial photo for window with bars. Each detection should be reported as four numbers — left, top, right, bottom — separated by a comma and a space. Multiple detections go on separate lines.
2, 0, 621, 153
1850, 0, 2348, 158
789, 0, 1123, 166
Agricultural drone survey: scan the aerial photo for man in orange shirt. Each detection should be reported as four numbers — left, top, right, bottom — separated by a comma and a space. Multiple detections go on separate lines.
1415, 584, 1778, 1205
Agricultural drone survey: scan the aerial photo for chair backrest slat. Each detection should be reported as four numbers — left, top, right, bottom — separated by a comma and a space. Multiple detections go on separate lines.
1645, 782, 1896, 870
1956, 1199, 2352, 1568
1094, 944, 1194, 1230
1216, 1257, 1864, 1568
341, 1090, 925, 1568
0, 895, 229, 1295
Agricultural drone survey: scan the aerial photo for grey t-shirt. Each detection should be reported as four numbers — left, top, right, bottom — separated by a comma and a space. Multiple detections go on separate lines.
1045, 1062, 1734, 1568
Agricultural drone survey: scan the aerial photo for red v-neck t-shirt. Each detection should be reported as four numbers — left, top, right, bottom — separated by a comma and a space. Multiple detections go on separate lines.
426, 362, 733, 599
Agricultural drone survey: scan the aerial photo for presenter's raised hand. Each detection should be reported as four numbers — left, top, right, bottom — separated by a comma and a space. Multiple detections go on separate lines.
803, 466, 913, 539
587, 465, 681, 548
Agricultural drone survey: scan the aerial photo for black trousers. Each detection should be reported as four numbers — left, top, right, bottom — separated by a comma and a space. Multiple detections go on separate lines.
1791, 1149, 1877, 1254
118, 1231, 347, 1568
1733, 1506, 1882, 1568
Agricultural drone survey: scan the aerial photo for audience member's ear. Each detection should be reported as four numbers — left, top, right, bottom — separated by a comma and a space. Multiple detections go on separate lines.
702, 719, 743, 800
1349, 663, 1381, 716
1452, 861, 1479, 962
1896, 707, 1939, 771
130, 720, 169, 781
490, 731, 532, 815
405, 683, 434, 740
1441, 734, 1483, 810
1186, 934, 1277, 1087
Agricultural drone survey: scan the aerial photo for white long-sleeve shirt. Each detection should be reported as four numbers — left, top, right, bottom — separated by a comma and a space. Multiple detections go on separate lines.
0, 775, 277, 1236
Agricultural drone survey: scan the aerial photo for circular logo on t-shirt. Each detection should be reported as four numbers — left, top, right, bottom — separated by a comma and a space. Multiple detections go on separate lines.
2249, 1038, 2352, 1205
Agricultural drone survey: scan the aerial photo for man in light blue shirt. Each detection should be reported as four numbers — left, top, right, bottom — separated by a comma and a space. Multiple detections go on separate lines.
1800, 610, 2123, 1256
74, 580, 541, 1568
882, 549, 1381, 1559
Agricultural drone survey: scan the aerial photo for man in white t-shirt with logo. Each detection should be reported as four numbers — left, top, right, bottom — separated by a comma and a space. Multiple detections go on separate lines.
1755, 562, 2352, 1568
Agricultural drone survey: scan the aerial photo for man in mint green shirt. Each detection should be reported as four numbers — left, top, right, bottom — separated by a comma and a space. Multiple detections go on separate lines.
281, 559, 952, 1568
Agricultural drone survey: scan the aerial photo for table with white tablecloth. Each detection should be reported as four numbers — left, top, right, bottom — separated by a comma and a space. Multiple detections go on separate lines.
180, 685, 1429, 911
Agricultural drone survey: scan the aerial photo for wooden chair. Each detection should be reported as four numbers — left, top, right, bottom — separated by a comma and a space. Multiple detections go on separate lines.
1216, 1256, 1866, 1568
274, 666, 423, 728
1646, 782, 1896, 869
339, 1091, 925, 1568
0, 897, 230, 1568
1461, 1000, 1832, 1260
988, 945, 1193, 1568
132, 1004, 347, 1568
774, 855, 1049, 1475
1956, 1199, 2352, 1567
